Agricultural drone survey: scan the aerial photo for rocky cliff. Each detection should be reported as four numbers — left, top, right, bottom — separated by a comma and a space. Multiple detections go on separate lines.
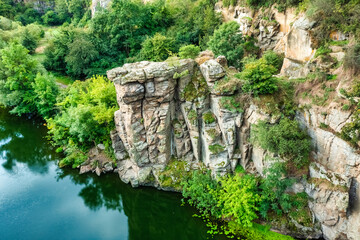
104, 4, 360, 240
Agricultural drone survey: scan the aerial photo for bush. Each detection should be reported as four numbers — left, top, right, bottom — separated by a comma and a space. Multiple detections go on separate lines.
263, 50, 284, 72
178, 44, 200, 59
182, 170, 221, 217
47, 75, 117, 158
341, 109, 360, 147
259, 162, 295, 218
140, 33, 176, 62
21, 29, 38, 54
42, 10, 61, 26
208, 21, 245, 69
202, 111, 216, 124
215, 174, 260, 227
344, 43, 360, 75
252, 118, 311, 168
241, 58, 278, 95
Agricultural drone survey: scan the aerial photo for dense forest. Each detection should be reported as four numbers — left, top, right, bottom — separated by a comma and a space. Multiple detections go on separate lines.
1, 0, 360, 239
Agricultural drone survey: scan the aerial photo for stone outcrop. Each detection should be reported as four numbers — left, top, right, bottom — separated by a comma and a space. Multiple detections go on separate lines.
91, 0, 112, 17
104, 4, 359, 239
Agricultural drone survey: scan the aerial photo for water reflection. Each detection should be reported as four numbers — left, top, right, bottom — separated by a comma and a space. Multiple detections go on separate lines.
0, 110, 54, 174
58, 169, 211, 240
0, 108, 213, 240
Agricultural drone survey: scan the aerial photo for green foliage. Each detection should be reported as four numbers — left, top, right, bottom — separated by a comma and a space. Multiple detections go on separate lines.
0, 43, 39, 115
208, 21, 245, 69
263, 50, 284, 72
208, 144, 225, 154
65, 37, 99, 77
241, 58, 279, 95
215, 174, 260, 227
220, 96, 244, 113
178, 44, 200, 59
344, 43, 360, 75
314, 45, 332, 58
202, 111, 216, 124
252, 118, 311, 168
223, 0, 238, 7
139, 33, 175, 62
259, 162, 295, 218
21, 29, 38, 54
47, 75, 117, 159
341, 108, 360, 147
42, 10, 61, 26
182, 170, 221, 217
32, 73, 59, 118
306, 0, 360, 45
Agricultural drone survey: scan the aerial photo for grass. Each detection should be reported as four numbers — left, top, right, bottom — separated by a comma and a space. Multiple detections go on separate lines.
50, 71, 75, 85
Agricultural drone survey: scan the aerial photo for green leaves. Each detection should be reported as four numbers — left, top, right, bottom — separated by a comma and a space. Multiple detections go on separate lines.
216, 174, 260, 227
139, 33, 175, 62
241, 58, 278, 95
47, 75, 117, 164
208, 21, 245, 69
252, 118, 311, 168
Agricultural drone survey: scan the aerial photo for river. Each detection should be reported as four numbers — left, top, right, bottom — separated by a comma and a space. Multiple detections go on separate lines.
0, 109, 214, 240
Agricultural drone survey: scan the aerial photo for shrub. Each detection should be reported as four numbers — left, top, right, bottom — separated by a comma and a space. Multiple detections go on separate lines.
21, 29, 38, 54
47, 75, 117, 159
42, 10, 61, 26
208, 21, 245, 69
344, 43, 360, 75
178, 44, 200, 59
341, 109, 360, 147
241, 58, 278, 95
139, 33, 176, 62
208, 144, 225, 154
263, 50, 284, 72
252, 118, 311, 168
32, 73, 59, 118
220, 96, 244, 113
65, 37, 99, 78
259, 162, 295, 218
202, 111, 216, 124
182, 170, 221, 217
215, 174, 260, 227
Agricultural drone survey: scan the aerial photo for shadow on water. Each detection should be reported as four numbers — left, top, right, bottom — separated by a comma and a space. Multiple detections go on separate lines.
0, 110, 55, 174
58, 168, 213, 240
0, 108, 216, 240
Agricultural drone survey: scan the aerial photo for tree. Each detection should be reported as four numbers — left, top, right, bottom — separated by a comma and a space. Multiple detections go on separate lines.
208, 21, 245, 69
241, 58, 278, 95
259, 162, 294, 218
32, 73, 59, 118
65, 37, 99, 77
21, 29, 38, 54
0, 43, 40, 115
139, 33, 175, 62
215, 174, 260, 227
178, 44, 200, 59
251, 118, 311, 168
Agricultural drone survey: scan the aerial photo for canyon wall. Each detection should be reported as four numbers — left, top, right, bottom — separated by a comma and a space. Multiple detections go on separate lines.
104, 3, 359, 240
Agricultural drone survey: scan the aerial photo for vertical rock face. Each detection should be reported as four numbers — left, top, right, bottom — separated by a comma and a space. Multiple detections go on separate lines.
107, 58, 250, 186
297, 108, 360, 240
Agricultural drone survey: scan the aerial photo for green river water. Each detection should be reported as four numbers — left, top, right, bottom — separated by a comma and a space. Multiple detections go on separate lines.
0, 109, 217, 240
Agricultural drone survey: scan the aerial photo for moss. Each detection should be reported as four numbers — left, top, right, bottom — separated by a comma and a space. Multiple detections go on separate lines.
220, 95, 244, 113
173, 69, 189, 79
209, 144, 225, 154
181, 69, 209, 102
158, 158, 193, 191
206, 128, 218, 139
202, 111, 216, 124
187, 109, 197, 125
